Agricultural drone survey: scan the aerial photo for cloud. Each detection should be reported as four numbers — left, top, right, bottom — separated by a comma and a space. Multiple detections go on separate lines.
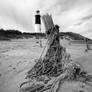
0, 0, 92, 39
81, 14, 92, 21
73, 13, 92, 26
0, 0, 40, 31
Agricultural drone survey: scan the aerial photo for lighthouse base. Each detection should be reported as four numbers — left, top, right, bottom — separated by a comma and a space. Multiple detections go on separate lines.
35, 24, 41, 33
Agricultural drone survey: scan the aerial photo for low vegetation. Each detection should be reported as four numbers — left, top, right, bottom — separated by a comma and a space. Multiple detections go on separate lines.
0, 28, 91, 41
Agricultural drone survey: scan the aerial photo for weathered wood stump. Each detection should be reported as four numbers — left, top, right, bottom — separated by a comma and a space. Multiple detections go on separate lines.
19, 14, 92, 92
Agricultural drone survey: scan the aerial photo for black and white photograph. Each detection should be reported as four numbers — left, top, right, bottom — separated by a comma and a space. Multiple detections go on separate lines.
0, 0, 92, 92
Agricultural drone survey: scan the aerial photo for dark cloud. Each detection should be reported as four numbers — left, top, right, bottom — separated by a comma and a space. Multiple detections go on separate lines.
74, 22, 83, 26
74, 13, 92, 27
81, 14, 92, 21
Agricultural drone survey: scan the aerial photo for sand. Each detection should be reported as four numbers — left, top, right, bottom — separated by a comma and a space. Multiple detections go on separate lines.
0, 38, 92, 92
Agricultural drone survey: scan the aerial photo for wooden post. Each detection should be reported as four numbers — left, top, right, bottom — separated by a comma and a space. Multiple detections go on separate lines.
85, 38, 90, 52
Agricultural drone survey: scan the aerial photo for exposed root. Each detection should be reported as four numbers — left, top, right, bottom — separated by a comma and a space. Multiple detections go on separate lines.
19, 64, 92, 92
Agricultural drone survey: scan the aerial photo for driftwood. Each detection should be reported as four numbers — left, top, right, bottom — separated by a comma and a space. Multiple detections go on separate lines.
19, 14, 92, 92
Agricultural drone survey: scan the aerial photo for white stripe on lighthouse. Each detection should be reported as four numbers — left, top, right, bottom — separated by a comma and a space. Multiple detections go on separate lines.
35, 24, 41, 33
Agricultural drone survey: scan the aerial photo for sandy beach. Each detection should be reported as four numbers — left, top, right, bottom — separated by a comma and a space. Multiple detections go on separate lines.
0, 38, 92, 92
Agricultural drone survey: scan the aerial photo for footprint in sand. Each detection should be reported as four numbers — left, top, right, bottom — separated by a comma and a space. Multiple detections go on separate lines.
13, 67, 16, 70
9, 65, 12, 67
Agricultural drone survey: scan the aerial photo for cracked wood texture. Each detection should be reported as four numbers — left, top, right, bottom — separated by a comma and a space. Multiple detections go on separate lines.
26, 14, 70, 79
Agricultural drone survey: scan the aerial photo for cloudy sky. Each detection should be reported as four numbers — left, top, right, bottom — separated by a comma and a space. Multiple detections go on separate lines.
0, 0, 92, 38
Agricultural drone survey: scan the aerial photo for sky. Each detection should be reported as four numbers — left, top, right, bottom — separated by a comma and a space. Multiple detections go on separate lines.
0, 0, 92, 39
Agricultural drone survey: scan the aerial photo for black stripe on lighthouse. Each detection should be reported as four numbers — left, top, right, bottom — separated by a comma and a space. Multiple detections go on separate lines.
35, 10, 41, 24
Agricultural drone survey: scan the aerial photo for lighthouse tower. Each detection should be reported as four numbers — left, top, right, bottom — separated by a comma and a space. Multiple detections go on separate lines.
35, 10, 41, 33
35, 10, 42, 47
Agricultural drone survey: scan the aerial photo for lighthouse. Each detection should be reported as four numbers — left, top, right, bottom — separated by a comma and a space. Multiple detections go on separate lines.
35, 10, 42, 47
35, 10, 41, 33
